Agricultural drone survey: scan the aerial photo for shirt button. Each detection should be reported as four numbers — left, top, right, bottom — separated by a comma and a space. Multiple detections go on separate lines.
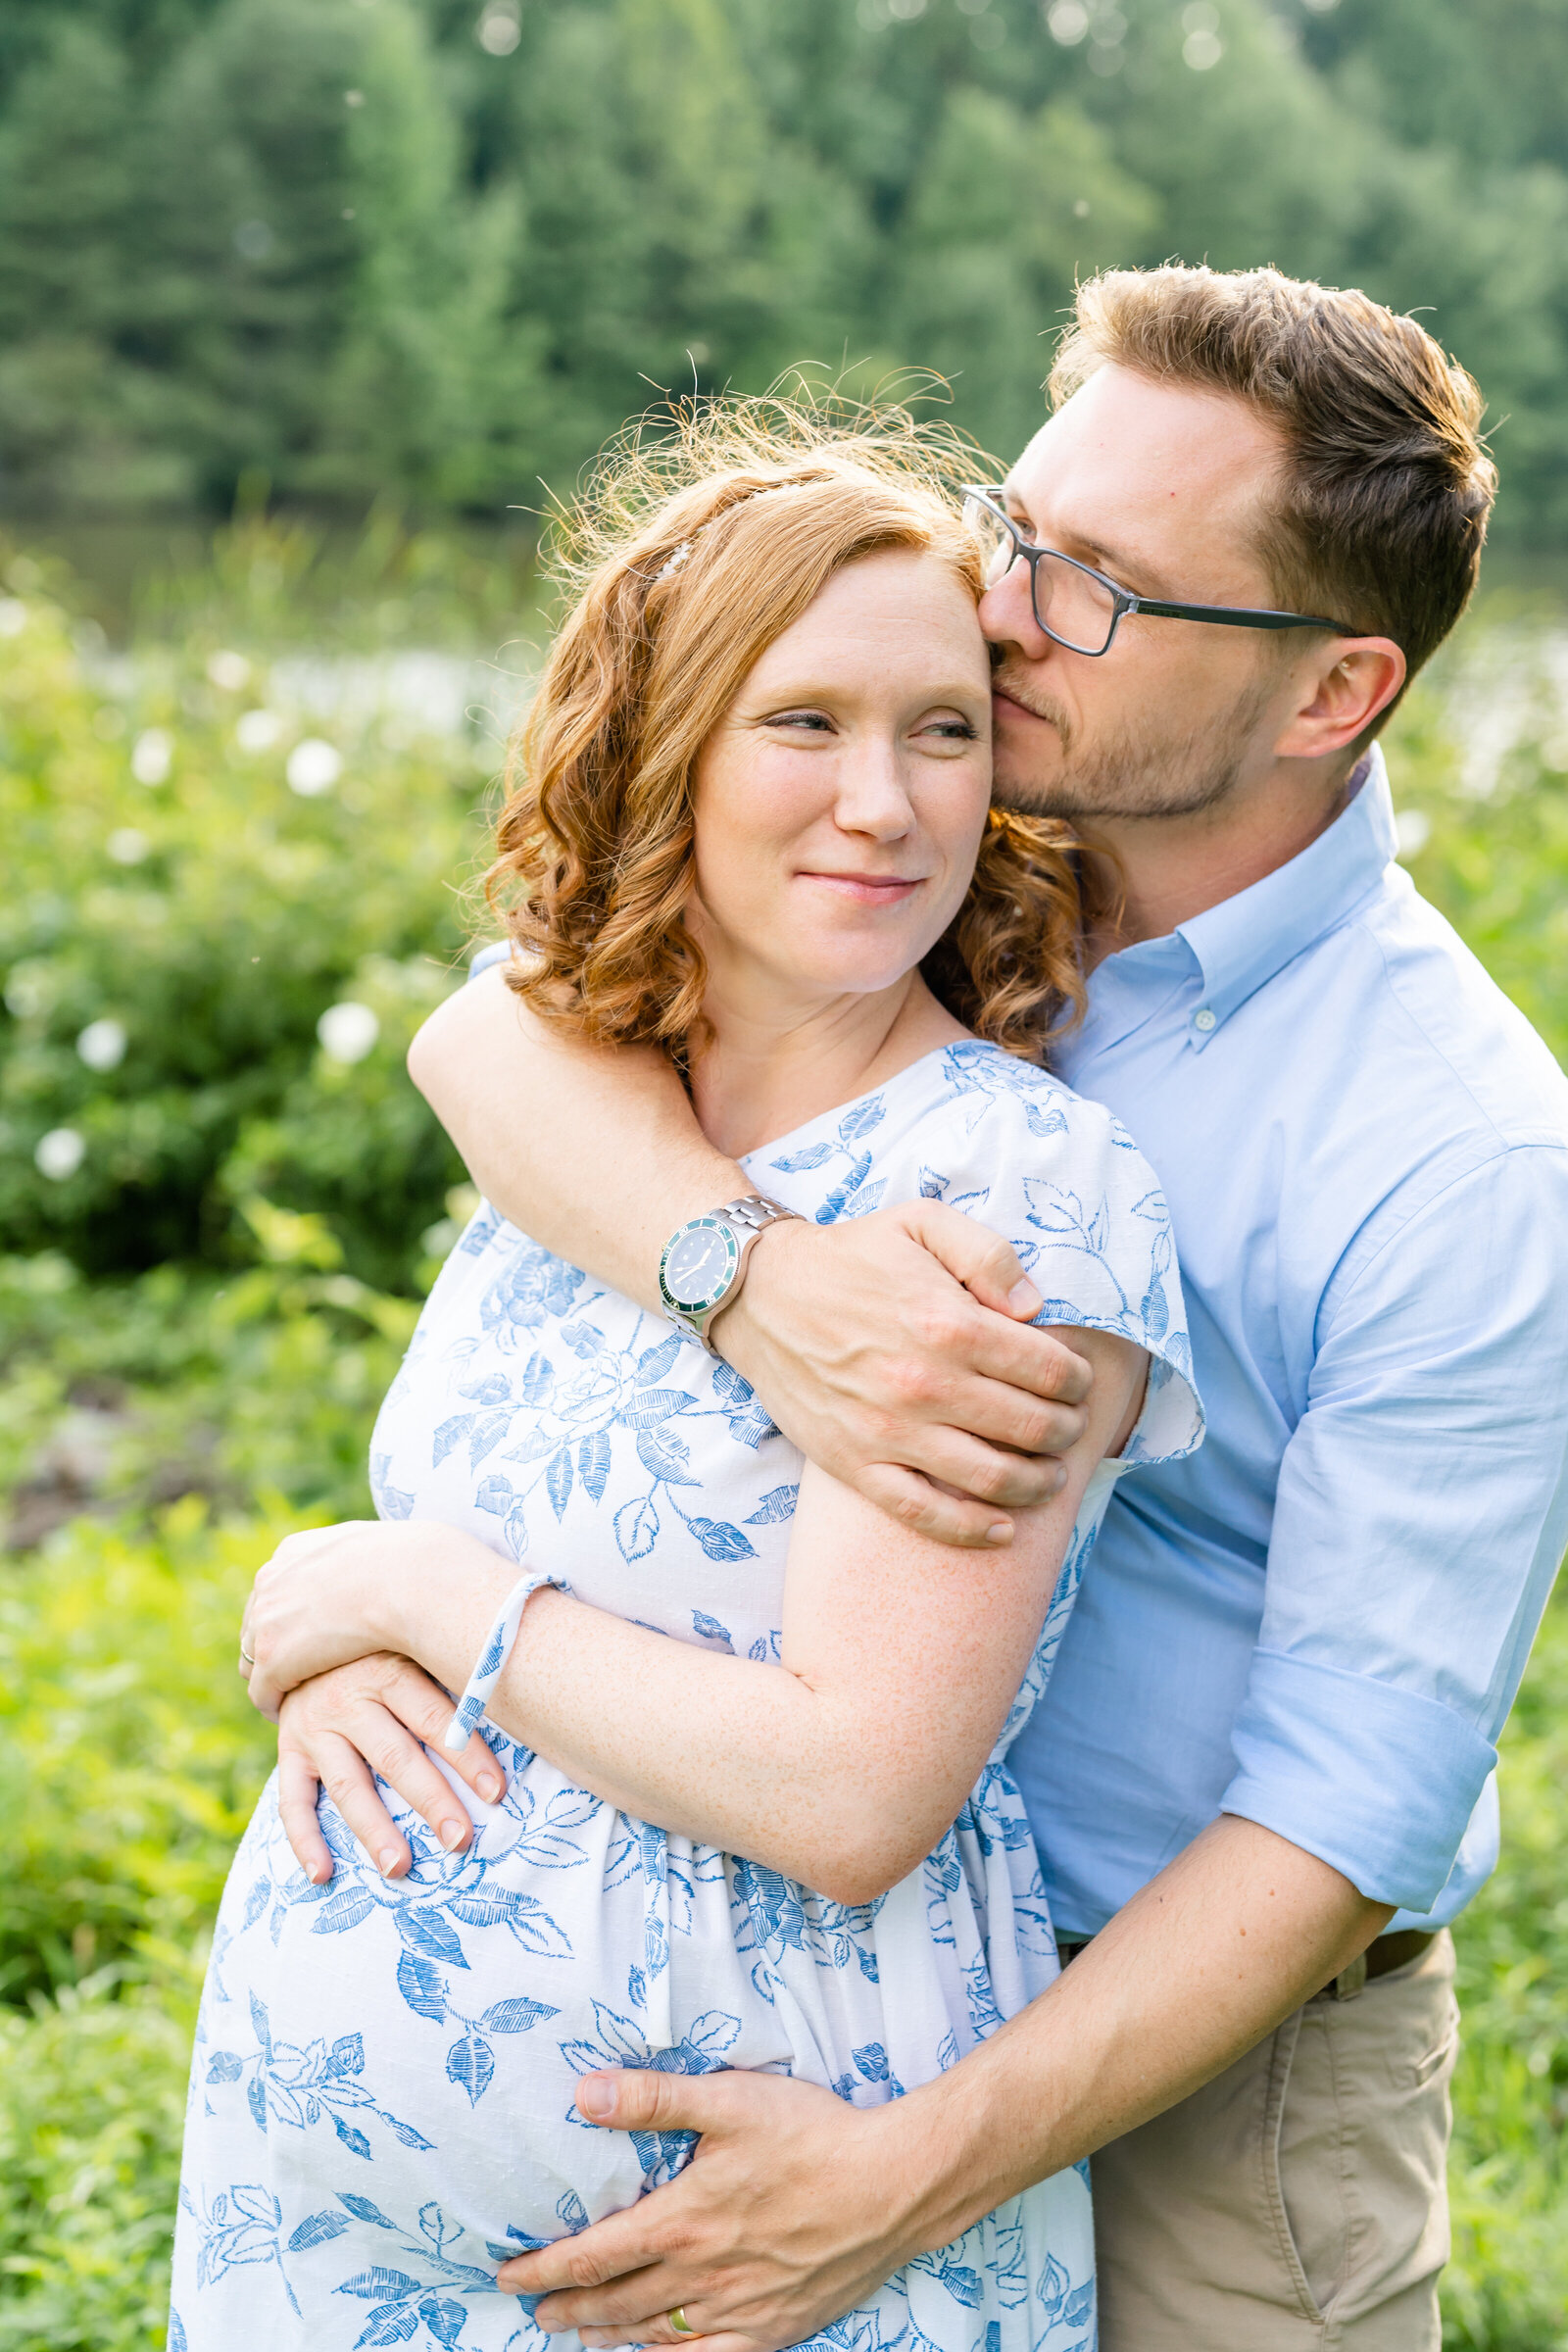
1193, 1007, 1217, 1033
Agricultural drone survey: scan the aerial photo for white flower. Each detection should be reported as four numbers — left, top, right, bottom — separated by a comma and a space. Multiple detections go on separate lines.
131, 728, 173, 786
35, 1127, 86, 1181
77, 1018, 127, 1072
318, 1001, 380, 1063
286, 738, 344, 797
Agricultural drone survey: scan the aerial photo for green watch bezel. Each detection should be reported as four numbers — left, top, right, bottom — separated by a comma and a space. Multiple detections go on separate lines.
659, 1213, 741, 1317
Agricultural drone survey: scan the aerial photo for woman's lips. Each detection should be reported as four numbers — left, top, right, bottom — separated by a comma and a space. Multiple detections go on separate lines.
796, 871, 925, 905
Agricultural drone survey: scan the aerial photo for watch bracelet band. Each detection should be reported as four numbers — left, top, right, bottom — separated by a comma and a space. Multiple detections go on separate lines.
664, 1195, 800, 1352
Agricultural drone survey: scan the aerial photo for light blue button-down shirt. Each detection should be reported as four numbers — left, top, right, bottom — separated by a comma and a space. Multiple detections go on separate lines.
1008, 746, 1568, 1936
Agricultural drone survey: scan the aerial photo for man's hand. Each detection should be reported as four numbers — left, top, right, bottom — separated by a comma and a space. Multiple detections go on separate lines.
276, 1655, 506, 1884
496, 2070, 924, 2352
713, 1202, 1093, 1548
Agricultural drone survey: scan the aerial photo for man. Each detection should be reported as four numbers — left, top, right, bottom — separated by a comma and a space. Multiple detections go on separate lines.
406, 267, 1568, 2346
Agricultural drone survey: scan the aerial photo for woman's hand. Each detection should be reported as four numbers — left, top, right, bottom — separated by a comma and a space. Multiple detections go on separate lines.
240, 1517, 508, 1720
278, 1654, 508, 1884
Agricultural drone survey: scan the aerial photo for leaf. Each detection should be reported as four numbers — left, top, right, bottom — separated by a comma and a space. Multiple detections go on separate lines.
338, 2266, 423, 2300
636, 1425, 699, 1485
838, 1096, 886, 1142
501, 1895, 575, 1960
689, 1517, 757, 1562
418, 2295, 469, 2349
685, 2009, 742, 2055
558, 2188, 590, 2232
474, 1474, 514, 1516
447, 2030, 496, 2104
338, 2195, 398, 2229
331, 2111, 373, 2159
691, 1610, 733, 1647
546, 1445, 574, 1519
816, 1151, 874, 1223
392, 1904, 470, 1969
917, 1165, 947, 1200
853, 2041, 890, 2082
352, 2311, 419, 2348
744, 1483, 798, 1525
617, 1386, 698, 1430
768, 1141, 834, 1171
246, 2073, 268, 2132
288, 2208, 351, 2252
379, 2115, 436, 2150
247, 1989, 270, 2051
559, 1319, 602, 1357
311, 1881, 376, 1936
635, 1334, 684, 1385
502, 1427, 555, 1465
326, 2033, 365, 2078
614, 1493, 661, 1562
395, 1950, 448, 2023
241, 1876, 270, 1930
520, 1351, 554, 1405
578, 1427, 612, 1501
483, 1996, 559, 2034
206, 2050, 244, 2082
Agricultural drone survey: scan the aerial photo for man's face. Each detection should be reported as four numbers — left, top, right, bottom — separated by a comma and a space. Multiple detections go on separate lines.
983, 365, 1301, 821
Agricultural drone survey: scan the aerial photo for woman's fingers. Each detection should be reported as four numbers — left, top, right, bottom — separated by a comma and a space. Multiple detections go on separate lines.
369, 1655, 508, 1808
299, 1725, 412, 1881
276, 1743, 336, 1886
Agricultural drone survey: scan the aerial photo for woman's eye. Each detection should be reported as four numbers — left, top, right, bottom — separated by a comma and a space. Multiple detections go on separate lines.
921, 717, 980, 742
768, 710, 835, 733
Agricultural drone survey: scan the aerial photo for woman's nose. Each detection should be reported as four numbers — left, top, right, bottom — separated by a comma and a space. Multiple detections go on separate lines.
833, 737, 915, 838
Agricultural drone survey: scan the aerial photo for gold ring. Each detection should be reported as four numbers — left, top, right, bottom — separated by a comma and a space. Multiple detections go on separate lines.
667, 2312, 697, 2338
239, 1643, 256, 1666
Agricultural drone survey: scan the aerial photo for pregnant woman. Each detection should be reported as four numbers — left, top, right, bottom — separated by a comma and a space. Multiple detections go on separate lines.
172, 408, 1201, 2351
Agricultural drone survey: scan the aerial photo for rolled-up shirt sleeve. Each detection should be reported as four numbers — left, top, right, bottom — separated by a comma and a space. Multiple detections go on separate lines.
1221, 1144, 1568, 1913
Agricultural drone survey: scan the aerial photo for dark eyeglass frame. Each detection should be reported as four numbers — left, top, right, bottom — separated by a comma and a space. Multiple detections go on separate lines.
959, 485, 1360, 657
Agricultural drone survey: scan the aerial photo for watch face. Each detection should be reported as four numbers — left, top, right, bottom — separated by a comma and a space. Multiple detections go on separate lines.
663, 1221, 736, 1309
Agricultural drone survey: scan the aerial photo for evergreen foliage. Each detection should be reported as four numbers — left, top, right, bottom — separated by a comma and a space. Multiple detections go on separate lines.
0, 0, 1565, 537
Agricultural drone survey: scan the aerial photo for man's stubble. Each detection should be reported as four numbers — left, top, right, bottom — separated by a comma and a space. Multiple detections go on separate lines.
989, 661, 1275, 825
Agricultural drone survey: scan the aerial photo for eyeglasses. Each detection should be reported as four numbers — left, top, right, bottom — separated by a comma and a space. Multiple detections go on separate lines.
959, 484, 1359, 659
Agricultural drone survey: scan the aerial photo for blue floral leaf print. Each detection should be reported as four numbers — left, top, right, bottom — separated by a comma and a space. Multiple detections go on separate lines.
482, 1997, 559, 2034
339, 2267, 424, 2300
838, 1096, 887, 1143
331, 2111, 373, 2160
393, 1905, 471, 1970
1022, 1099, 1070, 1140
339, 2195, 399, 2229
637, 1425, 700, 1486
618, 1386, 698, 1430
579, 1428, 612, 1502
312, 1881, 376, 1936
745, 1484, 798, 1525
474, 1475, 514, 1516
447, 2029, 496, 2105
459, 1372, 513, 1406
852, 2042, 889, 2082
326, 2033, 365, 2077
248, 1989, 271, 2056
447, 1889, 572, 1958
559, 2189, 590, 2232
377, 1480, 416, 1520
770, 1141, 835, 1172
614, 1494, 661, 1562
627, 1964, 647, 2010
516, 1350, 553, 1404
635, 1335, 684, 1386
432, 1414, 468, 1465
351, 2309, 419, 2347
1035, 2252, 1069, 2320
918, 1165, 947, 1199
689, 1517, 757, 1563
721, 1401, 778, 1449
246, 2073, 268, 2131
380, 2114, 436, 2150
396, 1950, 448, 2024
836, 1178, 887, 1220
474, 1615, 511, 1680
685, 2010, 743, 2057
817, 1152, 873, 1223
169, 2310, 187, 2352
559, 1320, 603, 1359
503, 1428, 555, 1465
242, 1875, 270, 1930
1063, 2283, 1094, 2327
206, 2050, 243, 2082
937, 2030, 959, 2072
691, 1611, 733, 1647
711, 1361, 751, 1404
418, 2296, 469, 2349
546, 1445, 574, 1519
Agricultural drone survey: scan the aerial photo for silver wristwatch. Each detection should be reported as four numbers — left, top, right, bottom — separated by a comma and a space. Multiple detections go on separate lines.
658, 1196, 800, 1353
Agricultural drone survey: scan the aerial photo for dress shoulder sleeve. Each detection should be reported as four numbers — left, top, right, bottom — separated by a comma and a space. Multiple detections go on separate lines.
890, 1042, 1204, 1472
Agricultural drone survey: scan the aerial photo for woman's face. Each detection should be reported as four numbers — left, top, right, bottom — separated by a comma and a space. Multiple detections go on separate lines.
688, 548, 993, 1009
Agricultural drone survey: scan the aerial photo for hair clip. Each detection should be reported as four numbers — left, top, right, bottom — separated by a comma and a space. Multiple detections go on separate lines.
655, 539, 695, 582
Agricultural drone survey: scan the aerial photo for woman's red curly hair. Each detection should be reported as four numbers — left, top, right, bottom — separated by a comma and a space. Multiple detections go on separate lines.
486, 394, 1088, 1062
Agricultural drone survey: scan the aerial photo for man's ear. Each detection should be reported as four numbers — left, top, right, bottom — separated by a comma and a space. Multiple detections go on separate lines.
1273, 638, 1406, 762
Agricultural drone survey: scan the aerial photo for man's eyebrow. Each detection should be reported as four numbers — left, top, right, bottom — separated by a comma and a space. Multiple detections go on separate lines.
1001, 485, 1171, 596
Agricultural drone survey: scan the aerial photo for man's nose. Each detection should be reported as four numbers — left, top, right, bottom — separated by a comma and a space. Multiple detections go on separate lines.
980, 563, 1052, 662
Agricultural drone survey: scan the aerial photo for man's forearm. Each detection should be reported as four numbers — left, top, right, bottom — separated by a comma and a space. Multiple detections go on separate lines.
408, 965, 739, 1308
885, 1814, 1393, 2251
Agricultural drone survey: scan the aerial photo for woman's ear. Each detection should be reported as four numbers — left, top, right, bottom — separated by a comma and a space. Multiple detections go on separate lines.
1274, 637, 1406, 762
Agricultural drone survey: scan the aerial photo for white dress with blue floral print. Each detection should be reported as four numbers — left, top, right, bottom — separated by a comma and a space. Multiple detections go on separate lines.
172, 1040, 1201, 2352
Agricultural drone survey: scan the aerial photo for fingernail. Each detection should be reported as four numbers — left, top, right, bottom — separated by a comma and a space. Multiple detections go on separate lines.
378, 1846, 402, 1878
310, 1861, 331, 1885
476, 1774, 502, 1803
987, 1521, 1013, 1546
1007, 1279, 1043, 1318
577, 2075, 616, 2121
440, 1819, 467, 1851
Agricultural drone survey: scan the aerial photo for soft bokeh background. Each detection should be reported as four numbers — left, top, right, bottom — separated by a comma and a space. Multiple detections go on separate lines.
1, 4, 1565, 2347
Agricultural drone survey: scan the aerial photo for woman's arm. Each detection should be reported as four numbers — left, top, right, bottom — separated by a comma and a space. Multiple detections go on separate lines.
246, 1328, 1144, 1904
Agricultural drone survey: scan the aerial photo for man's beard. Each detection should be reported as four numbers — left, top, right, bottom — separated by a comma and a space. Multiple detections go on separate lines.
991, 662, 1273, 822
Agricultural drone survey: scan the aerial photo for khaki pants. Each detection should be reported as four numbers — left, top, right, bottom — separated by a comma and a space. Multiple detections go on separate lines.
1091, 1931, 1458, 2350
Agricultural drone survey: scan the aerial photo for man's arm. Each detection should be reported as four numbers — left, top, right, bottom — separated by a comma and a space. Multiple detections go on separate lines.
495, 1815, 1390, 2347
409, 964, 1096, 1547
